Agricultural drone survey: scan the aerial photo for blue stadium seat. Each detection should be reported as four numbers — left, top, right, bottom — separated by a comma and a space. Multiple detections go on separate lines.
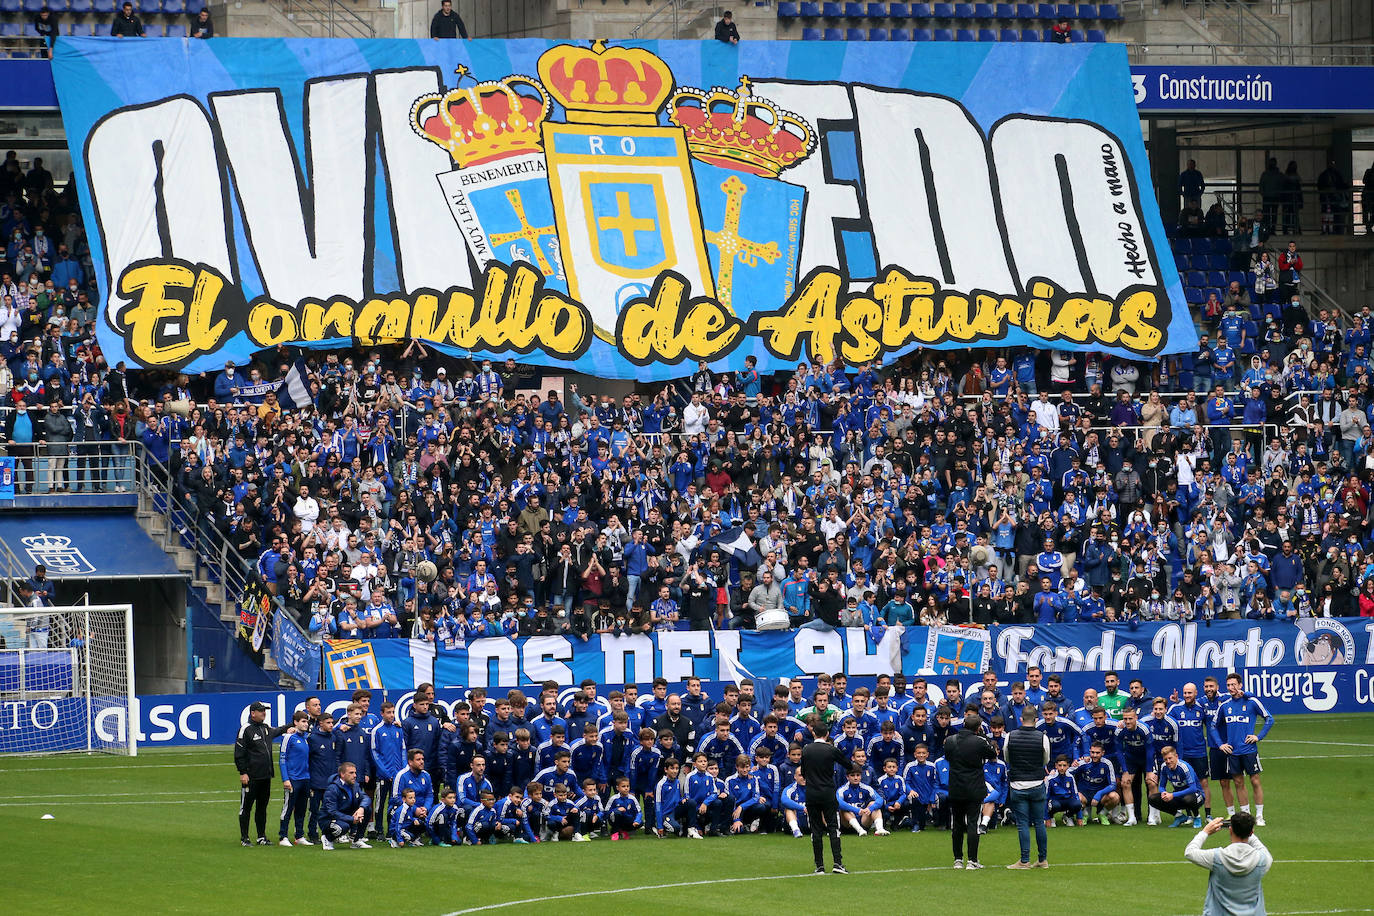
1184, 287, 1204, 305
974, 3, 995, 17
933, 27, 954, 39
890, 26, 910, 38
1185, 272, 1206, 288
1077, 3, 1096, 17
138, 0, 162, 13
843, 1, 865, 16
1171, 238, 1192, 254
0, 0, 21, 13
823, 2, 843, 16
999, 27, 1019, 40
801, 26, 823, 38
846, 26, 868, 38
995, 3, 1016, 16
1206, 271, 1227, 287
93, 21, 111, 34
954, 3, 975, 17
22, 0, 48, 12
932, 2, 954, 16
799, 1, 822, 14
69, 0, 92, 10
69, 21, 92, 35
1086, 28, 1105, 41
889, 2, 909, 15
869, 27, 888, 39
978, 28, 997, 40
0, 22, 21, 36
1020, 27, 1039, 40
165, 22, 186, 36
1036, 3, 1056, 17
777, 1, 799, 15
1056, 3, 1076, 17
1015, 2, 1035, 16
1228, 271, 1247, 286
824, 26, 844, 38
1208, 256, 1228, 271
167, 0, 188, 9
912, 27, 932, 38
1097, 2, 1119, 18
867, 2, 887, 17
910, 2, 932, 16
1070, 28, 1085, 40
956, 28, 976, 39
93, 0, 116, 11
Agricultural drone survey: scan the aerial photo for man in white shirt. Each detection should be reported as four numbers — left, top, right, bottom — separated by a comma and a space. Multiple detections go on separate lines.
683, 393, 710, 436
1030, 392, 1060, 435
293, 486, 320, 533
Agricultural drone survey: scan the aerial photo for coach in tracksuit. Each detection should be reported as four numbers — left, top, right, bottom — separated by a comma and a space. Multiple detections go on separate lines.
277, 711, 312, 845
306, 714, 339, 843
233, 701, 293, 846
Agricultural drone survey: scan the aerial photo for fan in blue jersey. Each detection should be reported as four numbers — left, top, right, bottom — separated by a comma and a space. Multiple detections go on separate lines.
1044, 756, 1084, 827
902, 745, 940, 832
837, 767, 887, 836
388, 788, 428, 847
1208, 673, 1274, 826
1149, 746, 1204, 828
426, 788, 464, 846
1071, 742, 1122, 825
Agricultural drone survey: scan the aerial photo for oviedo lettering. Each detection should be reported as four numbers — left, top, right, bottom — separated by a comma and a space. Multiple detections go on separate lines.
80, 43, 1175, 371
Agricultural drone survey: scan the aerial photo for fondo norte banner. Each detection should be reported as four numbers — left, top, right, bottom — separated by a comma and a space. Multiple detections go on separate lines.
52, 38, 1193, 380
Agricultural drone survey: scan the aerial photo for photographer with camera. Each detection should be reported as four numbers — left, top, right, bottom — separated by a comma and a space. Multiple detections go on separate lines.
1185, 813, 1271, 915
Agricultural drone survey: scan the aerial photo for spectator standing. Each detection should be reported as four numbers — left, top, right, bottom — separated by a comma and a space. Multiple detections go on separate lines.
715, 10, 739, 44
1004, 706, 1050, 869
110, 2, 145, 37
1257, 158, 1284, 229
430, 0, 469, 39
1184, 813, 1271, 916
1280, 160, 1303, 233
1316, 158, 1349, 235
32, 8, 58, 58
1179, 159, 1206, 208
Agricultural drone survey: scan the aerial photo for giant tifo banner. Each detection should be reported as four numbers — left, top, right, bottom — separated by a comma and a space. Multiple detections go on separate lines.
11, 663, 1368, 751
51, 39, 1192, 380
321, 618, 1373, 691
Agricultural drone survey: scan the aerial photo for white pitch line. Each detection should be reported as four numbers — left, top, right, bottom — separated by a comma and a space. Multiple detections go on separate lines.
1267, 753, 1370, 760
0, 790, 230, 800
0, 762, 226, 773
438, 859, 1374, 916
1263, 739, 1374, 748
0, 798, 240, 808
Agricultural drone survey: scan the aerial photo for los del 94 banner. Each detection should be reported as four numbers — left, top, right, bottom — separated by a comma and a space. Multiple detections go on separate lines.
52, 38, 1193, 380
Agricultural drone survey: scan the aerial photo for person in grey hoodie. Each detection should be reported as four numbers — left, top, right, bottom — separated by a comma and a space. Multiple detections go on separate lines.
746, 569, 784, 629
1185, 812, 1272, 916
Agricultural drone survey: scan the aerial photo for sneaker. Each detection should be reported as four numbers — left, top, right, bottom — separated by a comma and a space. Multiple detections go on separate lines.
1192, 816, 1203, 829
610, 832, 622, 841
874, 828, 890, 836
965, 861, 984, 870
976, 825, 987, 835
352, 840, 372, 849
408, 840, 424, 847
792, 829, 804, 838
1048, 819, 1057, 829
434, 841, 452, 847
240, 839, 252, 848
388, 839, 400, 848
514, 838, 530, 844
687, 828, 703, 840
1098, 813, 1110, 826
813, 867, 826, 876
1170, 816, 1192, 828
321, 837, 335, 851
255, 837, 270, 846
1033, 860, 1050, 869
1255, 815, 1266, 827
294, 838, 313, 846
571, 833, 590, 843
1006, 861, 1033, 870
832, 865, 848, 875
953, 859, 964, 869
278, 838, 293, 847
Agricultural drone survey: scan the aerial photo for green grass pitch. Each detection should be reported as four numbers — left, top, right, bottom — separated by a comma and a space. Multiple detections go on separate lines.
2, 713, 1371, 915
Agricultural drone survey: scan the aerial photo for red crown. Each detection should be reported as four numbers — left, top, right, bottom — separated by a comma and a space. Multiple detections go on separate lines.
669, 77, 816, 179
410, 68, 549, 169
537, 40, 675, 126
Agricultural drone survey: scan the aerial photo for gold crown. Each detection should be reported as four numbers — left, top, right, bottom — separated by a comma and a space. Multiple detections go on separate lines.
668, 77, 816, 179
537, 40, 674, 126
410, 68, 550, 169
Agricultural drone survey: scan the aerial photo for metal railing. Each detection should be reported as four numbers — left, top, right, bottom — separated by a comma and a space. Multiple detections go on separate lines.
0, 439, 147, 497
630, 0, 685, 40
282, 0, 375, 38
1192, 0, 1285, 62
1126, 41, 1374, 65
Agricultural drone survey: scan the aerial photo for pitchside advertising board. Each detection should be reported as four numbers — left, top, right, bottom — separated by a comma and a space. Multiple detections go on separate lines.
6, 664, 1368, 750
51, 39, 1193, 381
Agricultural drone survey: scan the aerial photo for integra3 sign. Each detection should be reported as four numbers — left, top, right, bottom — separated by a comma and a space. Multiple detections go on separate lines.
54, 40, 1192, 379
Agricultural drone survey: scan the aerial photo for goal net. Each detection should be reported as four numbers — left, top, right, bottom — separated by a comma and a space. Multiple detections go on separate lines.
0, 605, 136, 756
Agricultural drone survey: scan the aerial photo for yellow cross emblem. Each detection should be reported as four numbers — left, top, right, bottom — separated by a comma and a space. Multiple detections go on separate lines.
936, 639, 979, 673
489, 188, 557, 276
705, 175, 779, 309
597, 190, 657, 257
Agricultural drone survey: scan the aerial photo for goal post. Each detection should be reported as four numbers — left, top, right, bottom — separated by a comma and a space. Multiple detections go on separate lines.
0, 605, 136, 756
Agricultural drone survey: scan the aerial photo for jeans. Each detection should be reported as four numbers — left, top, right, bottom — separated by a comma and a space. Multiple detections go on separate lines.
1009, 784, 1048, 864
626, 574, 641, 609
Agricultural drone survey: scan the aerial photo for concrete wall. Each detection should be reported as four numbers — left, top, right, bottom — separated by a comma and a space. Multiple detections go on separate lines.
1289, 0, 1374, 44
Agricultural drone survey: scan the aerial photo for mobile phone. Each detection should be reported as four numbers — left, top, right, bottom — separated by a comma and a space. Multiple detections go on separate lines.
1219, 819, 1231, 828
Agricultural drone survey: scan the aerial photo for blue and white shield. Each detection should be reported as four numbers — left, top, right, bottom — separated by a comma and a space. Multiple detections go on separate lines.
692, 162, 807, 321
435, 151, 567, 293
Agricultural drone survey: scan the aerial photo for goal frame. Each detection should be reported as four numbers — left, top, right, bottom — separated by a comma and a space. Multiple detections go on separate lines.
0, 604, 137, 756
